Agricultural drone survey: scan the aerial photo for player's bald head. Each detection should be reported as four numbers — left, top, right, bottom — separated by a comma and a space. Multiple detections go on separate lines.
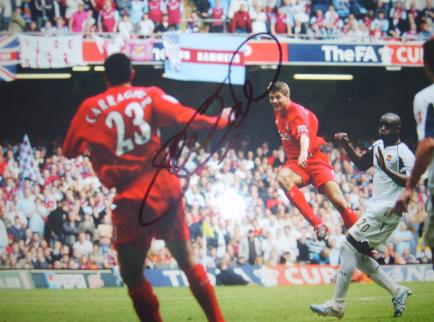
379, 113, 401, 129
378, 113, 401, 145
268, 81, 290, 97
104, 53, 133, 86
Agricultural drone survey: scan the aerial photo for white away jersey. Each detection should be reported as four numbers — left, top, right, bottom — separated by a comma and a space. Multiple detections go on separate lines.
367, 140, 415, 213
349, 140, 415, 247
414, 84, 434, 193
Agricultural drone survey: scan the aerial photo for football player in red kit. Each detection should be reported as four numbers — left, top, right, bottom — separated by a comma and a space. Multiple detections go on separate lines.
268, 81, 358, 240
63, 53, 228, 322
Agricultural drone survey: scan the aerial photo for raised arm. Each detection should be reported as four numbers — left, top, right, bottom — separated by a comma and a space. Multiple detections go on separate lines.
151, 87, 230, 130
334, 132, 372, 170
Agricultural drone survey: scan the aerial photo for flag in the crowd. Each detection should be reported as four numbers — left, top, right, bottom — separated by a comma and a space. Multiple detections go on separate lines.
19, 34, 83, 68
93, 34, 155, 61
163, 33, 246, 85
0, 35, 19, 82
19, 135, 43, 184
126, 38, 155, 62
92, 34, 127, 59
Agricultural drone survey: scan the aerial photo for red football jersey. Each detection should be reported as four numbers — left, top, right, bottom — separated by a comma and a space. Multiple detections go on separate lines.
63, 85, 227, 191
274, 101, 326, 159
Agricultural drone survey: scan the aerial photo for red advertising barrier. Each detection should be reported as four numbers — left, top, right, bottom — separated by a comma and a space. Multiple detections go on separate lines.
387, 43, 424, 65
82, 38, 422, 66
254, 265, 370, 286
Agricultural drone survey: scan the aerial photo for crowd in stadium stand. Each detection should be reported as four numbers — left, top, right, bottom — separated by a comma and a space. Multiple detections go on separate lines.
0, 139, 432, 270
0, 0, 433, 39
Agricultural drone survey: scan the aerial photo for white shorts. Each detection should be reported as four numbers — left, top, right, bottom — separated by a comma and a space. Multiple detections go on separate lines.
348, 207, 401, 249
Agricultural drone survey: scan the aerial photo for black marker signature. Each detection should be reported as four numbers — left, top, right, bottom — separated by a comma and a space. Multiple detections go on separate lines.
138, 32, 283, 226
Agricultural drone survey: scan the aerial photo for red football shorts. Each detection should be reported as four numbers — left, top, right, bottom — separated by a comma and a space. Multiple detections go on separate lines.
111, 168, 190, 250
282, 149, 335, 190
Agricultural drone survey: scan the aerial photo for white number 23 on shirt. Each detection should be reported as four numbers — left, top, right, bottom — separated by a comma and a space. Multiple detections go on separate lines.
105, 102, 151, 156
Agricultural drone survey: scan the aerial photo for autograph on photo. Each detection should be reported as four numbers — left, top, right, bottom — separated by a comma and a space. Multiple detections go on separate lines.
138, 32, 283, 226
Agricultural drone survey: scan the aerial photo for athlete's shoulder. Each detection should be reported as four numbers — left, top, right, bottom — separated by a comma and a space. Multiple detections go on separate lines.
414, 84, 434, 104
289, 101, 308, 116
290, 101, 305, 111
415, 83, 434, 97
146, 86, 180, 104
371, 139, 382, 148
80, 91, 104, 107
397, 142, 415, 156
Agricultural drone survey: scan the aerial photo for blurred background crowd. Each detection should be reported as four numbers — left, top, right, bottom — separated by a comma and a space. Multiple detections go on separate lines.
0, 0, 433, 40
0, 139, 431, 270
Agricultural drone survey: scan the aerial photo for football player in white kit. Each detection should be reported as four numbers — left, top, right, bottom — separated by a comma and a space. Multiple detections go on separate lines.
310, 113, 415, 319
395, 38, 434, 269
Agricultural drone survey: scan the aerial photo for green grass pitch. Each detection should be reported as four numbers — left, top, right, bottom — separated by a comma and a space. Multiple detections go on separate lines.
1, 282, 433, 322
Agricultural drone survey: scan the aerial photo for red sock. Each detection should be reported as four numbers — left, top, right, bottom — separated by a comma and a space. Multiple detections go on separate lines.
185, 264, 225, 322
128, 280, 162, 322
340, 207, 358, 228
286, 186, 322, 227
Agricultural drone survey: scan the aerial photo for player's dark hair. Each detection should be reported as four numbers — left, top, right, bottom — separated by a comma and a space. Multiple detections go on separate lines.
104, 53, 132, 86
423, 37, 434, 74
268, 81, 290, 96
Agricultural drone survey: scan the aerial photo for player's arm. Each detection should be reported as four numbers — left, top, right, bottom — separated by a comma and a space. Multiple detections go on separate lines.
290, 113, 310, 167
395, 97, 434, 212
376, 148, 410, 187
298, 133, 309, 167
406, 137, 434, 190
62, 102, 89, 159
334, 132, 372, 170
151, 87, 230, 130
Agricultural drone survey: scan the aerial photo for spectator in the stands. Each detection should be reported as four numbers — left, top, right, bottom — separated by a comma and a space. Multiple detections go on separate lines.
83, 9, 97, 33
64, 0, 81, 22
69, 4, 88, 32
389, 0, 407, 20
231, 3, 251, 33
251, 5, 267, 33
8, 216, 26, 242
98, 0, 119, 32
117, 11, 134, 37
390, 221, 413, 257
82, 0, 96, 18
420, 20, 432, 39
209, 0, 225, 32
166, 0, 182, 30
271, 7, 291, 35
148, 0, 162, 24
130, 0, 147, 27
154, 12, 171, 32
389, 8, 409, 38
186, 9, 201, 32
137, 12, 155, 35
324, 5, 343, 36
239, 229, 262, 265
41, 19, 57, 33
8, 7, 26, 32
73, 232, 93, 257
370, 11, 389, 35
62, 211, 79, 247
